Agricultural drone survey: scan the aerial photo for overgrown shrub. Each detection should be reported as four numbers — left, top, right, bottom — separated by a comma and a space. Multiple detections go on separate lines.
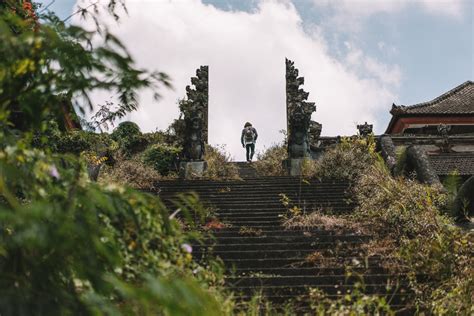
253, 143, 287, 176
353, 164, 448, 239
99, 153, 167, 189
352, 164, 473, 314
315, 136, 377, 181
143, 144, 181, 175
111, 121, 146, 156
203, 145, 239, 180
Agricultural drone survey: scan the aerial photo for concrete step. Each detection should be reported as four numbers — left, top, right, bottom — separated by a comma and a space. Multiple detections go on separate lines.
196, 241, 366, 252
196, 248, 365, 260
227, 283, 409, 297
210, 228, 366, 237
233, 266, 386, 276
218, 256, 387, 269
154, 176, 413, 312
203, 235, 372, 244
234, 293, 413, 308
225, 274, 408, 287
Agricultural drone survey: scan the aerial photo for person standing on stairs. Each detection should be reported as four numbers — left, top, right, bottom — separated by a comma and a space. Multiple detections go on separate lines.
241, 122, 258, 162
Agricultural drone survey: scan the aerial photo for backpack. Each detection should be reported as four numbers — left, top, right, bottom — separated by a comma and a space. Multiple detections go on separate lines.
244, 127, 255, 142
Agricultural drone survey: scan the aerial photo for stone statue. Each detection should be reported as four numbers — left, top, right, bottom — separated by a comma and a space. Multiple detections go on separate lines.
437, 124, 452, 153
357, 122, 373, 137
308, 120, 322, 148
285, 58, 316, 158
181, 66, 209, 161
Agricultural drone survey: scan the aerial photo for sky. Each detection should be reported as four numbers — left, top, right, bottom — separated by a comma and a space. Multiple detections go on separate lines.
37, 0, 473, 160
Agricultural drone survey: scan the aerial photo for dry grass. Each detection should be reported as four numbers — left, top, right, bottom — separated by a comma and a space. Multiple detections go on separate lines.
238, 226, 264, 236
98, 153, 175, 190
203, 145, 240, 180
305, 251, 333, 266
283, 209, 367, 234
315, 136, 377, 181
253, 143, 287, 176
353, 164, 448, 239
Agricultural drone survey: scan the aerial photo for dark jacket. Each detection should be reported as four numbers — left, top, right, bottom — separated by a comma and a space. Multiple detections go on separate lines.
241, 126, 258, 146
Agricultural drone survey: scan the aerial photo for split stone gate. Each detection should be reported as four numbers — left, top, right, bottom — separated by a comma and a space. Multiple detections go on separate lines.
179, 59, 322, 178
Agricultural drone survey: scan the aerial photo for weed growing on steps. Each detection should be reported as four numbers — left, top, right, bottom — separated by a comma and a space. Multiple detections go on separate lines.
282, 208, 365, 232
238, 226, 264, 237
308, 286, 395, 315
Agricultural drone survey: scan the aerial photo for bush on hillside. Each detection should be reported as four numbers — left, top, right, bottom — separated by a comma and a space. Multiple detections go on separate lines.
111, 122, 147, 156
99, 154, 166, 189
315, 136, 377, 181
352, 164, 472, 314
143, 144, 181, 175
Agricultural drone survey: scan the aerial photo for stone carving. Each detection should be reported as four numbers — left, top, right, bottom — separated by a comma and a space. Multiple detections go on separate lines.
437, 124, 451, 153
453, 176, 474, 221
357, 122, 373, 137
308, 120, 322, 148
181, 66, 209, 161
406, 145, 441, 186
379, 135, 397, 174
285, 58, 316, 158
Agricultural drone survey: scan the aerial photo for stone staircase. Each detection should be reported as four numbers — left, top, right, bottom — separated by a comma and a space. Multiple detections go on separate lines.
156, 172, 412, 313
231, 161, 258, 179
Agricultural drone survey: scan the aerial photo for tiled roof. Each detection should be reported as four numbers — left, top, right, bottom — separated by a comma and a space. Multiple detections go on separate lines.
428, 152, 474, 176
391, 81, 474, 115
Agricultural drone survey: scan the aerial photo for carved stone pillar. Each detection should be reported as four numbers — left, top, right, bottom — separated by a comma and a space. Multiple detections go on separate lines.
179, 66, 209, 178
284, 58, 317, 176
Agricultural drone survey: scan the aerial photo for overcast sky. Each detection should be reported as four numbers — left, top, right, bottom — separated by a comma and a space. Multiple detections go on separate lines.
38, 0, 473, 160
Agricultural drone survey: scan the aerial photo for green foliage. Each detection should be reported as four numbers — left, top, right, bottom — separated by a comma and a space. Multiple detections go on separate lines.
143, 143, 181, 175
0, 3, 170, 134
394, 146, 408, 176
308, 287, 394, 315
0, 145, 226, 315
111, 121, 146, 156
441, 170, 463, 216
0, 2, 234, 315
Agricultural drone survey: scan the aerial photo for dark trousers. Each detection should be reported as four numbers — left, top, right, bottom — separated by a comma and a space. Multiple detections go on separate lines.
246, 143, 255, 161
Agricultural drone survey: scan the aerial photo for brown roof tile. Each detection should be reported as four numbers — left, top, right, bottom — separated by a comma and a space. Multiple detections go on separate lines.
391, 81, 474, 115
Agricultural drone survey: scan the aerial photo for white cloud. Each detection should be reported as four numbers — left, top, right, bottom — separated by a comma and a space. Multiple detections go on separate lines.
344, 43, 402, 86
313, 0, 466, 31
74, 0, 399, 160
